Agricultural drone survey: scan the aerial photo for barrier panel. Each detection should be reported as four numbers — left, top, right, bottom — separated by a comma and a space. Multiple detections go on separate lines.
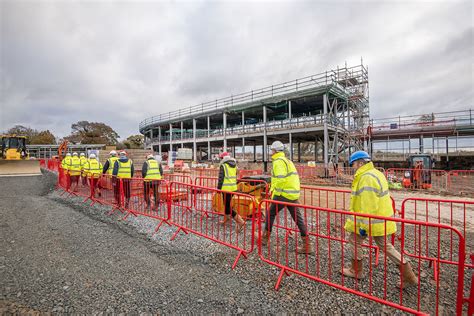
195, 176, 218, 188
239, 169, 263, 179
121, 178, 171, 233
257, 199, 467, 315
57, 167, 70, 193
39, 159, 46, 168
47, 159, 60, 172
448, 170, 474, 195
168, 181, 257, 269
164, 173, 193, 184
386, 168, 448, 192
190, 168, 219, 178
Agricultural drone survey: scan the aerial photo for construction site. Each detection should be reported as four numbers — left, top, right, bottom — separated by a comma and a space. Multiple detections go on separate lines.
2, 62, 474, 315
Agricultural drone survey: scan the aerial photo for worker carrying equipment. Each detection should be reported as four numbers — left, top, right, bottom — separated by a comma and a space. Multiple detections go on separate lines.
258, 141, 313, 254
112, 151, 134, 208
217, 152, 245, 232
342, 151, 418, 288
142, 153, 163, 210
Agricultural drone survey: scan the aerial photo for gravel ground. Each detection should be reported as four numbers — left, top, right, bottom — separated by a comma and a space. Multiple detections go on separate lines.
1, 170, 470, 314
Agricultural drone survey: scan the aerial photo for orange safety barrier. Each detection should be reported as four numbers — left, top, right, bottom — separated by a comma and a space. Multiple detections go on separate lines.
39, 159, 46, 168
239, 169, 263, 179
194, 176, 218, 188
164, 173, 193, 184
386, 168, 448, 192
190, 168, 219, 178
168, 181, 257, 269
257, 199, 467, 315
448, 170, 474, 195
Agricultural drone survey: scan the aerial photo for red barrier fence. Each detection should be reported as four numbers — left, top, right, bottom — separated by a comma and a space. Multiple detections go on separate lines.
168, 181, 257, 269
194, 176, 218, 188
239, 169, 263, 179
385, 168, 448, 192
257, 199, 467, 315
448, 170, 474, 196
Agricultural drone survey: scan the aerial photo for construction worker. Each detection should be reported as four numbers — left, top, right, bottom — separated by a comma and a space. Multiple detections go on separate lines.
260, 141, 313, 254
217, 152, 245, 232
112, 151, 134, 208
342, 151, 418, 288
68, 152, 82, 192
85, 153, 103, 197
79, 152, 88, 186
141, 154, 163, 210
61, 153, 72, 190
102, 150, 118, 175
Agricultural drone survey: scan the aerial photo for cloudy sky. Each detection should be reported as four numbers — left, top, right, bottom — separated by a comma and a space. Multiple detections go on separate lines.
1, 0, 472, 140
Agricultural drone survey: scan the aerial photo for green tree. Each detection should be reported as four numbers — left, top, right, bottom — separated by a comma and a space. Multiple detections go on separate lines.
65, 121, 119, 145
31, 130, 56, 144
5, 125, 56, 144
126, 134, 144, 149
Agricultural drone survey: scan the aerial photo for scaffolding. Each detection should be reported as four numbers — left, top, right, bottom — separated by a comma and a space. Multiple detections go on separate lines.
140, 61, 369, 167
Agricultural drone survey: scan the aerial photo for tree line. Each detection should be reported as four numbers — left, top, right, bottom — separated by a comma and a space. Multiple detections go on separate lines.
3, 121, 144, 149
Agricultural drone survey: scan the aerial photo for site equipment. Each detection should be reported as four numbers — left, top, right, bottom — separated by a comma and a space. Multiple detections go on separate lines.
402, 154, 436, 189
0, 135, 41, 176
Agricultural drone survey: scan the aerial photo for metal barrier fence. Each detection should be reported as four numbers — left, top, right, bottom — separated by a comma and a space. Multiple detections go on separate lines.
239, 169, 263, 179
168, 181, 257, 269
386, 168, 448, 192
257, 199, 467, 315
448, 170, 474, 196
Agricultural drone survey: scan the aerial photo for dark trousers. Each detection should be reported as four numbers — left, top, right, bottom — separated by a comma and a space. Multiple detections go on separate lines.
81, 174, 88, 186
265, 195, 308, 237
143, 181, 160, 206
223, 192, 237, 217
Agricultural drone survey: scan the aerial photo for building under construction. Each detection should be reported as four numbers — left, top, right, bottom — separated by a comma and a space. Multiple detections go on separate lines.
140, 62, 369, 168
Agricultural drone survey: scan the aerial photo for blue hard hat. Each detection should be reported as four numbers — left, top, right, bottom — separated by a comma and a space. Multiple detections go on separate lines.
349, 151, 371, 166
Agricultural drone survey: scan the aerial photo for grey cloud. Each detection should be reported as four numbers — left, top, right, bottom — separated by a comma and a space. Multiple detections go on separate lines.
1, 0, 473, 139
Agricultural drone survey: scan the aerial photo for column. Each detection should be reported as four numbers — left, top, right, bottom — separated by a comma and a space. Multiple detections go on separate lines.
193, 118, 197, 162
419, 135, 424, 153
158, 126, 162, 155
169, 124, 173, 153
253, 143, 257, 162
323, 94, 329, 168
288, 100, 293, 160
223, 112, 227, 151
181, 121, 184, 149
298, 142, 301, 162
242, 111, 245, 160
263, 105, 267, 162
207, 116, 211, 161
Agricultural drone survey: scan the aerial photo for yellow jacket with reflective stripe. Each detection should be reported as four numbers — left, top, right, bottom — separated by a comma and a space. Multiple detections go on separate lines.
344, 162, 396, 237
116, 160, 132, 179
85, 159, 103, 178
68, 156, 82, 176
271, 152, 300, 200
106, 157, 119, 175
221, 162, 237, 192
144, 159, 162, 180
80, 156, 88, 173
61, 156, 71, 171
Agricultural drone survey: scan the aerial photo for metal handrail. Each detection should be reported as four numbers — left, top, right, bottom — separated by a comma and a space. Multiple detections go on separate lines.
139, 64, 368, 131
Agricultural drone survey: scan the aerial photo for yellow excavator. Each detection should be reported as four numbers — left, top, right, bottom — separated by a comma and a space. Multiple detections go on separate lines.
0, 135, 41, 176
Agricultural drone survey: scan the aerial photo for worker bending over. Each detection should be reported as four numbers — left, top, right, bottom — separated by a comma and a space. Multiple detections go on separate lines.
343, 151, 418, 288
142, 154, 163, 210
260, 141, 313, 254
217, 152, 245, 232
112, 151, 134, 208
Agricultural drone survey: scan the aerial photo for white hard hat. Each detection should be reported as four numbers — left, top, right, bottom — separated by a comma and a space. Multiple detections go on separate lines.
147, 154, 154, 159
271, 141, 285, 152
73, 152, 78, 156
119, 151, 127, 156
110, 150, 117, 156
80, 153, 85, 156
89, 153, 96, 159
66, 153, 71, 157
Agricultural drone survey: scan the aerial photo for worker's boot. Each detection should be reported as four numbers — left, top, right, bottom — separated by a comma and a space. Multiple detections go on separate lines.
398, 262, 418, 288
125, 200, 130, 209
297, 235, 314, 254
342, 259, 364, 279
233, 214, 245, 233
220, 215, 231, 225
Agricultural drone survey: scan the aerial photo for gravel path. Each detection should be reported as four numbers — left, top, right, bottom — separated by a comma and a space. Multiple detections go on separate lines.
2, 171, 458, 314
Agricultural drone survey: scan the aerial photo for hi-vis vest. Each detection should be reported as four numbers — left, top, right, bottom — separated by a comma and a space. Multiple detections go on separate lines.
62, 156, 71, 170
221, 163, 237, 192
271, 152, 300, 200
144, 159, 162, 181
106, 156, 119, 174
68, 156, 82, 176
86, 159, 103, 178
344, 162, 396, 237
116, 160, 132, 179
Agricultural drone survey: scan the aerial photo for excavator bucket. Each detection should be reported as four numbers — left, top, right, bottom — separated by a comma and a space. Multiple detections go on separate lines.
0, 160, 42, 177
